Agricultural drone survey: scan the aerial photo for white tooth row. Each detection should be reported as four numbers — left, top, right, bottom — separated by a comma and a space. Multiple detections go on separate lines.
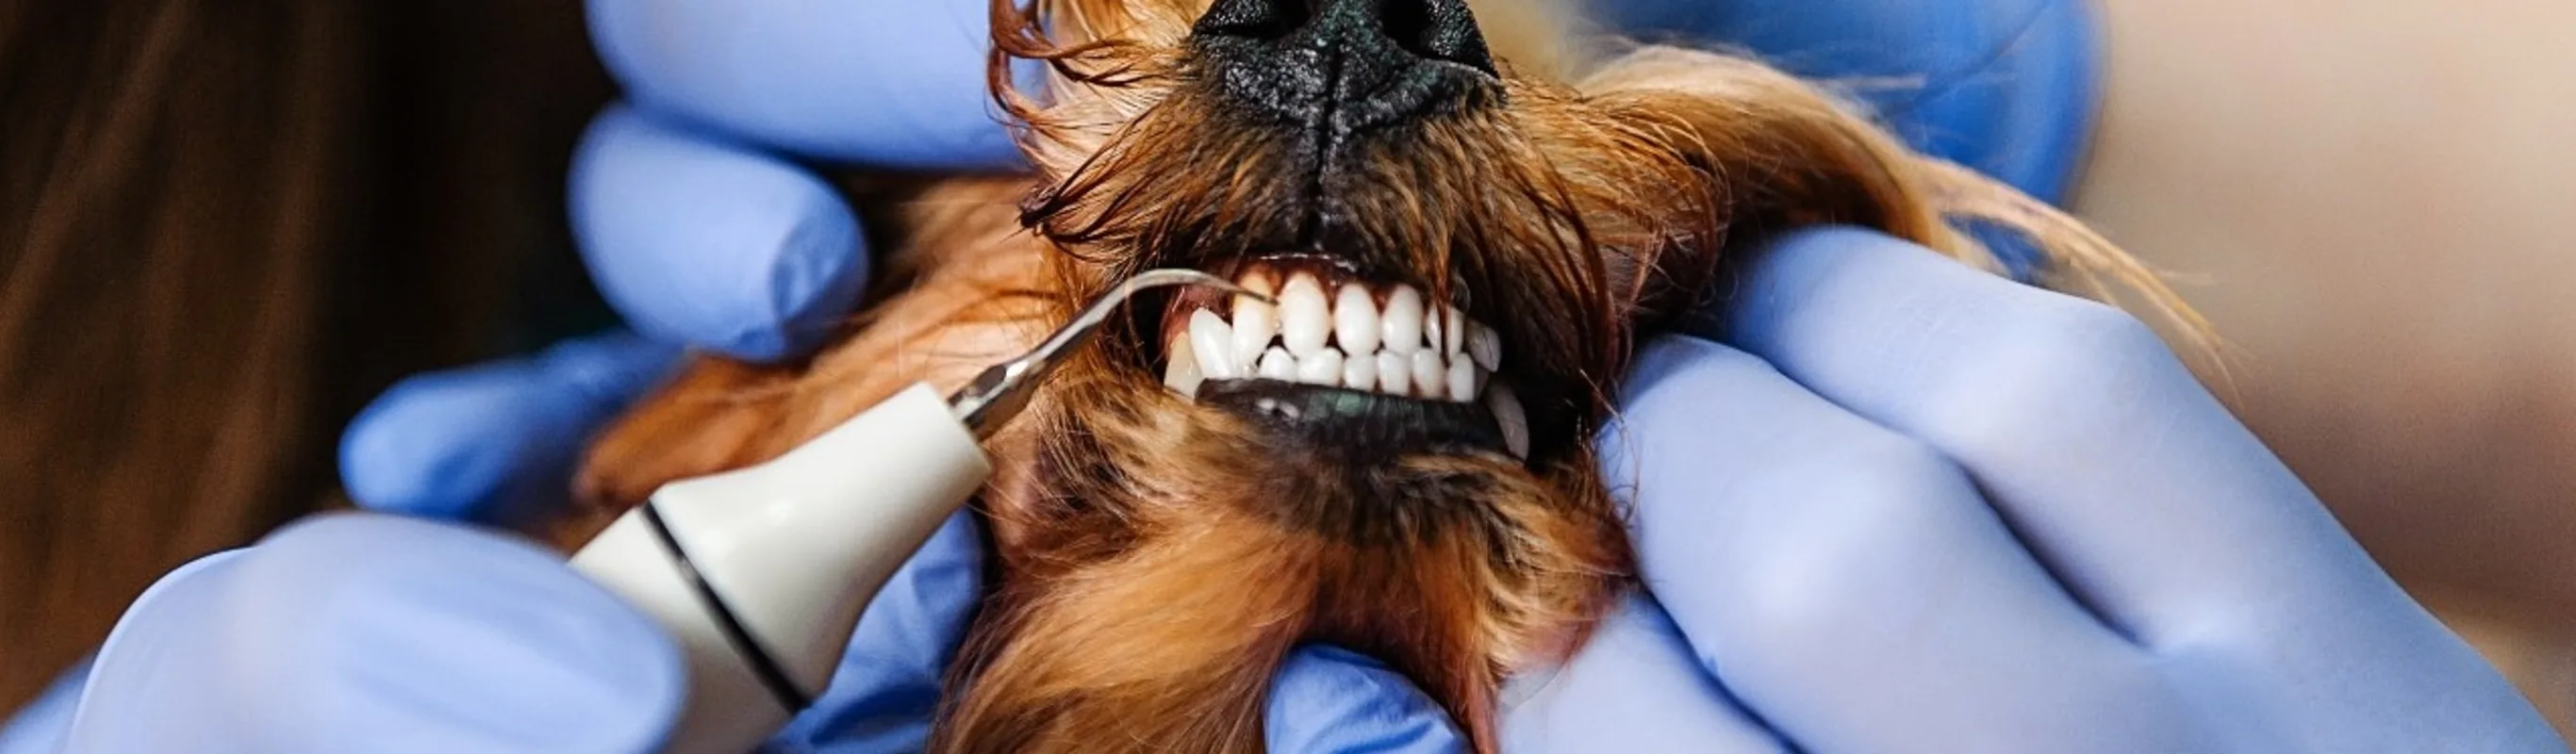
1163, 268, 1529, 457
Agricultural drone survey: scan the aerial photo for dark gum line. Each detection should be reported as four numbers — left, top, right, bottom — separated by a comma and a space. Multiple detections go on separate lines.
1194, 379, 1509, 455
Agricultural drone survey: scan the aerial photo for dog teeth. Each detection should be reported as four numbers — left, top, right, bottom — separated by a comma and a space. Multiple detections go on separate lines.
1188, 309, 1237, 380
1445, 359, 1477, 404
1231, 269, 1279, 372
1163, 267, 1512, 429
1164, 333, 1205, 398
1342, 352, 1378, 390
1411, 350, 1447, 401
1428, 304, 1466, 356
1487, 382, 1528, 458
1257, 346, 1296, 381
1381, 287, 1424, 355
1279, 272, 1330, 356
1296, 348, 1344, 385
1376, 352, 1411, 395
1334, 282, 1380, 356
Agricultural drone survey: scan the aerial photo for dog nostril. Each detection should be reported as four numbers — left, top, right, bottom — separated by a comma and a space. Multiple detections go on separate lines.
1195, 0, 1495, 76
1375, 0, 1493, 74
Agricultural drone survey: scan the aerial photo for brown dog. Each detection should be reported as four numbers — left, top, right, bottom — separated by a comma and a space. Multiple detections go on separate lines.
569, 1, 2204, 750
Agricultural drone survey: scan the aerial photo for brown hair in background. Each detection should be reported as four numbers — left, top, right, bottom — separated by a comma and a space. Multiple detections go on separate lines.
0, 0, 613, 712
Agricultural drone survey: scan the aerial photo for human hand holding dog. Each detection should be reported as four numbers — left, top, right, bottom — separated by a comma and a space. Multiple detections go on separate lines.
1483, 228, 2563, 751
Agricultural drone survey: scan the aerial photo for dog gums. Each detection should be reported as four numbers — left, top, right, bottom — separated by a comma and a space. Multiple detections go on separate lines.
568, 1, 2211, 751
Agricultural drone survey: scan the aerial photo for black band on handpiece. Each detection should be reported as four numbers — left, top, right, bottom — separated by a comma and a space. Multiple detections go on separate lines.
639, 503, 816, 713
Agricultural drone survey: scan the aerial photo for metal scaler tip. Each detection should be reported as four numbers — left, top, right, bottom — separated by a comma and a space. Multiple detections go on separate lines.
949, 269, 1269, 438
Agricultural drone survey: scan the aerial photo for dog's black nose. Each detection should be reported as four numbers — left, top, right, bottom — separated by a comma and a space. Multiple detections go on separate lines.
1192, 0, 1497, 135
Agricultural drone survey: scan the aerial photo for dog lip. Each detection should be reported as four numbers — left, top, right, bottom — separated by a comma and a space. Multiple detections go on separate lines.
1193, 378, 1508, 454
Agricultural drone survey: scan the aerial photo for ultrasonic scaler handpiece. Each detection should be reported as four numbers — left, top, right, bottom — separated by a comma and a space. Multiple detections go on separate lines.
949, 268, 1268, 438
569, 267, 1264, 753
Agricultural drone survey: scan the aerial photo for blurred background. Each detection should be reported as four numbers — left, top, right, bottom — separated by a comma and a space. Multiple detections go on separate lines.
2, 0, 2570, 740
0, 0, 618, 718
2078, 0, 2576, 735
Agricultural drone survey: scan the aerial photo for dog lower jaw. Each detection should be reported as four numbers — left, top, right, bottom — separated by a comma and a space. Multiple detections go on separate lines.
942, 422, 1624, 753
1194, 378, 1510, 458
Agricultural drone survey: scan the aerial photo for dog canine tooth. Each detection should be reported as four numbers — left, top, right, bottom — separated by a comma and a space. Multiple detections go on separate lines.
1279, 272, 1330, 356
1446, 359, 1478, 402
1466, 320, 1500, 370
1411, 350, 1447, 400
1231, 270, 1280, 369
1334, 282, 1379, 355
1342, 351, 1378, 390
1256, 346, 1296, 381
1189, 309, 1238, 380
1381, 285, 1424, 355
1164, 333, 1205, 398
1487, 382, 1529, 458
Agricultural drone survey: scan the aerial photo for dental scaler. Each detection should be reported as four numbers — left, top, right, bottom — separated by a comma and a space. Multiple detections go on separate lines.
570, 270, 1260, 753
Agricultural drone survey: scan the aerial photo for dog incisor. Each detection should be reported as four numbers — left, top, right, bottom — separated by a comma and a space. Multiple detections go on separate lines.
569, 1, 2211, 750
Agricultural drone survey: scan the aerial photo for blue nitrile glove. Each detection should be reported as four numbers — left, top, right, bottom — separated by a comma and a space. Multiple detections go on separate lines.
1487, 228, 2566, 751
1588, 0, 2099, 279
1, 509, 1391, 753
28, 515, 686, 753
1587, 0, 2098, 206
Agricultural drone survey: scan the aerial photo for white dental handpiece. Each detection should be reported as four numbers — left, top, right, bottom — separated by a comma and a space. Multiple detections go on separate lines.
566, 270, 1257, 753
570, 383, 987, 753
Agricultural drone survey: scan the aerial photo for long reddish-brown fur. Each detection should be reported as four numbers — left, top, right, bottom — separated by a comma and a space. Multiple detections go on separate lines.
570, 1, 2207, 750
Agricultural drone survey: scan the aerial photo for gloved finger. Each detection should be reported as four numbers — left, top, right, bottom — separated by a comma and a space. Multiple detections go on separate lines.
1599, 336, 2213, 752
1583, 0, 2098, 205
587, 0, 1021, 170
1498, 594, 1787, 754
1264, 646, 1466, 753
571, 107, 873, 361
0, 656, 87, 754
1716, 227, 2400, 652
339, 330, 677, 527
769, 511, 986, 751
64, 514, 683, 754
1715, 228, 2546, 746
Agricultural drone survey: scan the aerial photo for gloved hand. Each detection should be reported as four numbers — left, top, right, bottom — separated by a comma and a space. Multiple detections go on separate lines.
33, 515, 688, 753
1588, 0, 2099, 205
1587, 0, 2100, 279
1488, 228, 2567, 751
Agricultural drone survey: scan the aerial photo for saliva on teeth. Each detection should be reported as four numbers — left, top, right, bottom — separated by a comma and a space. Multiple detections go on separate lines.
1163, 268, 1529, 458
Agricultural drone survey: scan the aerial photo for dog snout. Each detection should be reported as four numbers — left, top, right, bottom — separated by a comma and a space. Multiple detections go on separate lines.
1192, 0, 1497, 135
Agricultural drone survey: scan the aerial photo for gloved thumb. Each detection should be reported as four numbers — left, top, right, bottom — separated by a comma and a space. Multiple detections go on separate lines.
1264, 646, 1466, 753
339, 331, 676, 528
62, 514, 684, 754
